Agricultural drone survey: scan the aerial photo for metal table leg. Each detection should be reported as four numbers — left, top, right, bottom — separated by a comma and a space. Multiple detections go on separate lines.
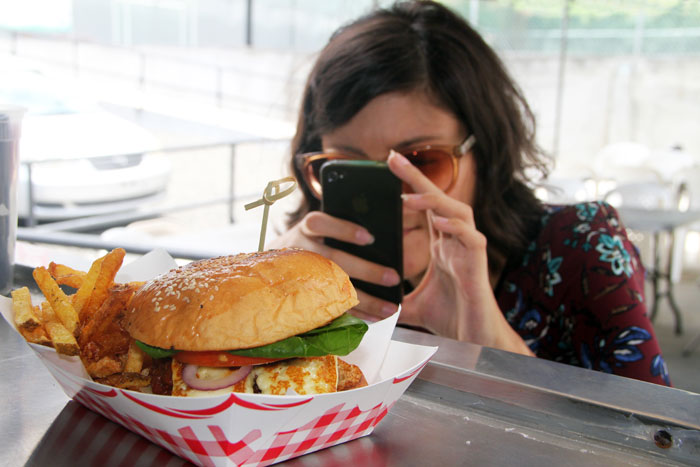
665, 229, 683, 335
683, 332, 700, 357
648, 229, 683, 335
650, 232, 660, 321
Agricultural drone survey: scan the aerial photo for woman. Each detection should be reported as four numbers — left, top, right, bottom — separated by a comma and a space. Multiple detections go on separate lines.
269, 0, 670, 385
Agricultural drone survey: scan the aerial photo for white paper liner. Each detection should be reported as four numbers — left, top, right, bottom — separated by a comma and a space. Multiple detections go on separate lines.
1, 251, 438, 466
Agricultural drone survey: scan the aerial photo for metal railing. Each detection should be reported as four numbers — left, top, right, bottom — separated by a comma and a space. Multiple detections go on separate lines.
17, 137, 290, 260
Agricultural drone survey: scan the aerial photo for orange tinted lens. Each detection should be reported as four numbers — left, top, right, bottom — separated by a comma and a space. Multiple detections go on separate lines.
405, 148, 454, 190
303, 154, 352, 198
304, 156, 329, 198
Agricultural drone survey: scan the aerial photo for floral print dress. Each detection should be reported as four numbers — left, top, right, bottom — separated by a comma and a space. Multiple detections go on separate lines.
495, 201, 671, 386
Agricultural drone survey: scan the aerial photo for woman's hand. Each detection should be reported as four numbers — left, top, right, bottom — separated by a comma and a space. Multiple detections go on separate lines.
267, 212, 401, 321
387, 151, 533, 356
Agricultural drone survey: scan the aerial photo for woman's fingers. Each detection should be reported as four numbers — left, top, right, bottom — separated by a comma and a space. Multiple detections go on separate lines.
387, 150, 441, 194
350, 289, 399, 322
295, 212, 400, 286
285, 234, 400, 288
270, 211, 399, 292
402, 191, 474, 226
387, 150, 475, 224
323, 248, 401, 288
299, 211, 375, 245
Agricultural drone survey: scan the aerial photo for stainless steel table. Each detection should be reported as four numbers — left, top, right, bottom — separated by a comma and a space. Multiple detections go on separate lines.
2, 264, 700, 466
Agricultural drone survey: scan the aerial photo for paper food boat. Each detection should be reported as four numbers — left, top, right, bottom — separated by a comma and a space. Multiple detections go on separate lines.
1, 249, 437, 466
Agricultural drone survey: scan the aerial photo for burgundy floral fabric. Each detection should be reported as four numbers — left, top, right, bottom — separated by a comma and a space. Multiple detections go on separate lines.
496, 201, 671, 386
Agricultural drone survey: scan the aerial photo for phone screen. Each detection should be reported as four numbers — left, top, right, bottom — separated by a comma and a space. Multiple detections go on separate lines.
320, 160, 403, 304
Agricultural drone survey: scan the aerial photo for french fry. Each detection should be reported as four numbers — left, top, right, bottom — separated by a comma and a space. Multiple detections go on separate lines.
17, 304, 52, 346
20, 248, 155, 391
79, 283, 134, 351
72, 256, 105, 320
31, 267, 80, 335
84, 356, 123, 378
19, 325, 52, 346
39, 301, 80, 356
124, 340, 146, 373
48, 262, 86, 289
94, 372, 150, 390
11, 287, 41, 331
81, 248, 126, 323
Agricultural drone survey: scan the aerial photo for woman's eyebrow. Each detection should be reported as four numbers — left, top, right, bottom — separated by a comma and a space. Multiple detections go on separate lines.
395, 136, 442, 147
327, 143, 367, 156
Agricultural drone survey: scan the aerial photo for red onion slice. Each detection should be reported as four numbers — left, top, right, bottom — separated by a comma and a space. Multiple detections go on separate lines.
182, 364, 252, 391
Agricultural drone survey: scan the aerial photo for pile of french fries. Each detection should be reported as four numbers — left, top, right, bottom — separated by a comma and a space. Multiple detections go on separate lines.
11, 248, 151, 390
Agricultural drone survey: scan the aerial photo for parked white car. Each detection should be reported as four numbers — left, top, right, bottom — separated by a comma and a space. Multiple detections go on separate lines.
0, 70, 171, 222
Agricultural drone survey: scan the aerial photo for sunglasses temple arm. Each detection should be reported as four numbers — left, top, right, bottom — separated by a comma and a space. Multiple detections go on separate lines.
460, 135, 477, 154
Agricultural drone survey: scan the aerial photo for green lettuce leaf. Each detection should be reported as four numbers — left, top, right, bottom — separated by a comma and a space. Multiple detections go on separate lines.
136, 313, 368, 360
229, 312, 368, 358
135, 340, 178, 359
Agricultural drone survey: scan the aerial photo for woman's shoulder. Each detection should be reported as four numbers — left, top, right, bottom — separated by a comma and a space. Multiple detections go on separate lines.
540, 201, 625, 234
537, 202, 628, 251
535, 201, 640, 277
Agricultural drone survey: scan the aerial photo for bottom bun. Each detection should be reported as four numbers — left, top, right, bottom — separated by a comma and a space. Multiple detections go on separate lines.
171, 357, 367, 396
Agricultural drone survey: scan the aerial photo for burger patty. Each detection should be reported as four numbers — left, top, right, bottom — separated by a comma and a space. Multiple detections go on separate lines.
149, 357, 174, 396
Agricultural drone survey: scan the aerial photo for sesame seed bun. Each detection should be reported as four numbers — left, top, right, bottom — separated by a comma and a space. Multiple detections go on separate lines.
123, 249, 359, 351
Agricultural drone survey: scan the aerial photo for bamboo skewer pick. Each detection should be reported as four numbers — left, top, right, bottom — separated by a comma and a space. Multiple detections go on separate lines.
244, 177, 297, 251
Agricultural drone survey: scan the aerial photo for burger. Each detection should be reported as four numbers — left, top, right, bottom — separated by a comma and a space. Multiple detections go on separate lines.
123, 248, 368, 396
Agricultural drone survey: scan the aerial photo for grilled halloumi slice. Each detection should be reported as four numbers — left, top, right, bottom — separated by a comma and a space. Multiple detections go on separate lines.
171, 355, 339, 397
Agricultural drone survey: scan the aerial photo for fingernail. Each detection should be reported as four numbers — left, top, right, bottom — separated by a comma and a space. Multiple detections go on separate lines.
356, 229, 374, 245
382, 303, 398, 317
401, 193, 420, 201
389, 149, 410, 166
382, 269, 400, 286
432, 215, 449, 226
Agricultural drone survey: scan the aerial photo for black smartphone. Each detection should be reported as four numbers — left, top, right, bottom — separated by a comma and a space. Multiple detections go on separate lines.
320, 160, 403, 304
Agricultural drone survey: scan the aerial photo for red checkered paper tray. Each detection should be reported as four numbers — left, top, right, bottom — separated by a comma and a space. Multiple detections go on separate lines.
1, 249, 438, 466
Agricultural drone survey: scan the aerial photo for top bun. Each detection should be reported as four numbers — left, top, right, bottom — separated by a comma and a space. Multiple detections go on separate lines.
124, 248, 359, 351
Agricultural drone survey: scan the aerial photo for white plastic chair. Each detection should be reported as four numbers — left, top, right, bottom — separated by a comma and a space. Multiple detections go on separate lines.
535, 162, 598, 204
536, 177, 598, 204
594, 142, 653, 180
603, 179, 677, 211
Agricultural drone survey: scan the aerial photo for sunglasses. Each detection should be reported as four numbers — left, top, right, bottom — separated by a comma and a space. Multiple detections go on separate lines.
296, 134, 476, 199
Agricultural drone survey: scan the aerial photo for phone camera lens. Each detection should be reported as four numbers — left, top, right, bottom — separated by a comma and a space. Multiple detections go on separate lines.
327, 171, 338, 183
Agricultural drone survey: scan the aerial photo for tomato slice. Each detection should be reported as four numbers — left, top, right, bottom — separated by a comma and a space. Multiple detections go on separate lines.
174, 351, 284, 367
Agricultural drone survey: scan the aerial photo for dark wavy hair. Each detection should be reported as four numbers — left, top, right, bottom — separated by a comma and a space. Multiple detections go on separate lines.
287, 0, 549, 270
